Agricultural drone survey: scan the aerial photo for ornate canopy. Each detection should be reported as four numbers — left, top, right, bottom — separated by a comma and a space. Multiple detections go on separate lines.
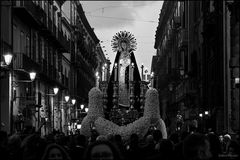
111, 31, 137, 52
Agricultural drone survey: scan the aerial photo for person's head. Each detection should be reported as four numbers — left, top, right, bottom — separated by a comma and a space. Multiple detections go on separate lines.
41, 143, 71, 160
96, 135, 107, 142
227, 140, 240, 155
84, 140, 123, 160
183, 133, 212, 160
146, 134, 154, 145
207, 132, 221, 158
223, 134, 231, 143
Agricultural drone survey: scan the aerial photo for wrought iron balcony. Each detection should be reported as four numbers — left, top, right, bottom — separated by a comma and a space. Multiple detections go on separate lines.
13, 52, 40, 73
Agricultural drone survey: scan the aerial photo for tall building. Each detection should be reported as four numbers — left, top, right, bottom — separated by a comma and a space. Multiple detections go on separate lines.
0, 0, 107, 135
153, 1, 239, 135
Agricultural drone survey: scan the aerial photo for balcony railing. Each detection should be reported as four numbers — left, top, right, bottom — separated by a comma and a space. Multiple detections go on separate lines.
13, 52, 40, 73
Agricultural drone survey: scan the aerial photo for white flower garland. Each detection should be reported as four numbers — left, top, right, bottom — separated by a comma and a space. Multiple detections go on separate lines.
95, 116, 151, 141
81, 87, 167, 140
80, 87, 104, 137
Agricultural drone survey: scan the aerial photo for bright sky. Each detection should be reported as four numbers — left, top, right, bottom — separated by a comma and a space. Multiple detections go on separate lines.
64, 1, 163, 72
80, 1, 163, 72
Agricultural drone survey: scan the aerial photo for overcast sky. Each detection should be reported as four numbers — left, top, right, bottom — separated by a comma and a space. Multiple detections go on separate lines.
73, 1, 163, 72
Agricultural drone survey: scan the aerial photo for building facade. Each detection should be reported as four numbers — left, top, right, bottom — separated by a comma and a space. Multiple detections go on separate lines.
0, 0, 106, 135
153, 1, 239, 135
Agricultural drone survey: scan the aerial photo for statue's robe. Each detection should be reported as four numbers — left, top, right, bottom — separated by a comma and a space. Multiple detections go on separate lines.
106, 50, 141, 118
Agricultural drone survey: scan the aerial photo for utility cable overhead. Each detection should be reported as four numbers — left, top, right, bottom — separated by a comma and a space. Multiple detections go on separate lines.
85, 14, 158, 23
84, 3, 157, 14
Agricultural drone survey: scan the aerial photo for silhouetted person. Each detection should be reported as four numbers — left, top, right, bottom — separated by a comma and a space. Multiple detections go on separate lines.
7, 134, 22, 160
83, 140, 123, 160
70, 134, 87, 160
207, 132, 221, 160
41, 143, 72, 160
21, 133, 46, 160
183, 133, 212, 160
142, 135, 156, 158
126, 134, 142, 160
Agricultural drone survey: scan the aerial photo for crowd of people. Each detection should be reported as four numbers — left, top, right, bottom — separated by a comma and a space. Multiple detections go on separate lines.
0, 127, 239, 160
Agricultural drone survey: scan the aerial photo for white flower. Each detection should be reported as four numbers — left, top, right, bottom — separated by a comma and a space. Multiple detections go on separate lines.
80, 87, 104, 137
95, 116, 151, 142
81, 87, 167, 140
144, 88, 160, 119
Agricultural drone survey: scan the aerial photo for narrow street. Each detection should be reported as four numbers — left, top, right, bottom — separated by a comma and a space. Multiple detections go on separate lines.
0, 1, 239, 160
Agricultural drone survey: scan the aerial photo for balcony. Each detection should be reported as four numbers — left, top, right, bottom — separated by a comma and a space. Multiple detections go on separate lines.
12, 1, 45, 28
38, 58, 66, 88
13, 53, 40, 73
178, 29, 188, 49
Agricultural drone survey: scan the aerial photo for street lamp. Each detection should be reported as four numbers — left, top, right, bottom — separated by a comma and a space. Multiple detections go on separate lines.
53, 87, 59, 95
235, 77, 239, 88
80, 104, 84, 110
204, 111, 209, 116
3, 53, 13, 66
71, 99, 76, 105
29, 72, 36, 81
77, 124, 81, 129
65, 95, 70, 103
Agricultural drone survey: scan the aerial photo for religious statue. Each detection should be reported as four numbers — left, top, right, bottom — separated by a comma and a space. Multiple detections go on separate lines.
106, 31, 141, 116
80, 32, 167, 139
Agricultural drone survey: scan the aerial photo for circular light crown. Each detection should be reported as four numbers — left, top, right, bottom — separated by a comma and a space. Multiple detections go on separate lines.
111, 31, 137, 52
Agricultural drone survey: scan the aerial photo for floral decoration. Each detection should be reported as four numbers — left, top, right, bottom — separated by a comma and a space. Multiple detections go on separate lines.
81, 87, 167, 140
95, 116, 150, 142
80, 87, 104, 137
